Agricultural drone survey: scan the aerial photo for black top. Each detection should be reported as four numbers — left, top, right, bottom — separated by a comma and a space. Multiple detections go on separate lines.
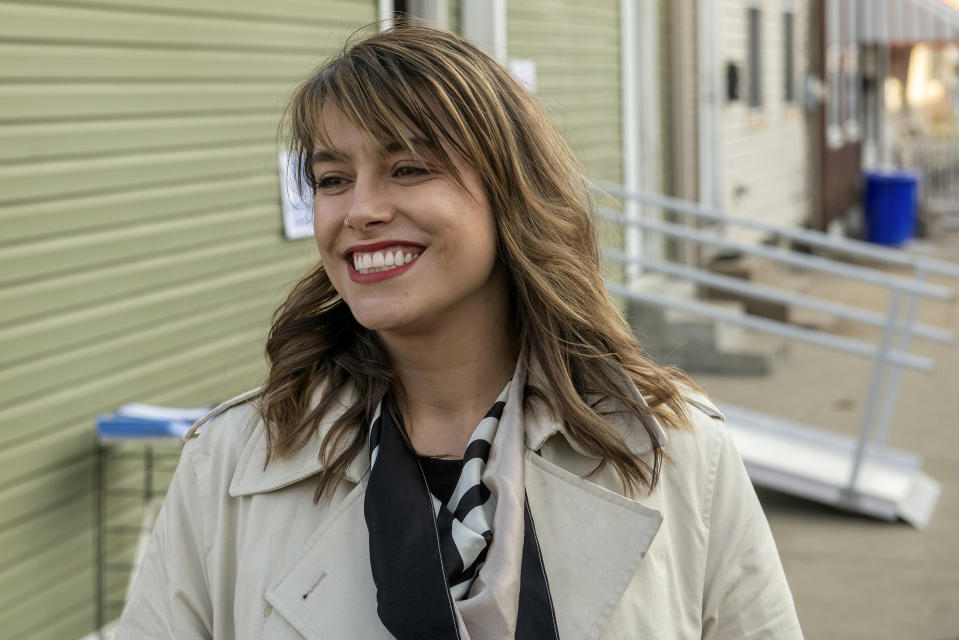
418, 456, 464, 504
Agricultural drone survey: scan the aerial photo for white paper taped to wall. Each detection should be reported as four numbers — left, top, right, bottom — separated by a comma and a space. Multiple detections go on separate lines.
279, 150, 314, 240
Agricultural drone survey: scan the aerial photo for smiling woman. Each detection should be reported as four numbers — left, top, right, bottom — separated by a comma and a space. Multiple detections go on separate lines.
115, 25, 803, 640
308, 103, 504, 345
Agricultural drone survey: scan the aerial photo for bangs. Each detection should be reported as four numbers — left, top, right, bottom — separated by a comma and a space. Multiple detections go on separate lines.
287, 39, 487, 195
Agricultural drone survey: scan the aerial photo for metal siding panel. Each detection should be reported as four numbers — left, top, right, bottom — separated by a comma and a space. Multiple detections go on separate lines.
1, 561, 92, 639
0, 237, 299, 325
0, 2, 374, 49
0, 113, 280, 164
0, 487, 145, 637
0, 143, 280, 205
0, 82, 288, 120
1, 0, 374, 24
1, 205, 280, 284
0, 299, 271, 442
0, 457, 93, 529
0, 328, 270, 447
0, 529, 93, 612
0, 176, 277, 244
507, 0, 623, 183
0, 43, 319, 80
0, 261, 300, 367
23, 605, 92, 640
0, 1, 376, 635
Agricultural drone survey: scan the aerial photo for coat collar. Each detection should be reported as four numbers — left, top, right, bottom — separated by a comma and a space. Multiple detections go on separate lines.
263, 450, 663, 640
249, 353, 667, 640
229, 352, 669, 497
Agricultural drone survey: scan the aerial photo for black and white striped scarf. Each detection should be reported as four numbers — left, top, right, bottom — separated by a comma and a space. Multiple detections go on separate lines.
363, 382, 559, 639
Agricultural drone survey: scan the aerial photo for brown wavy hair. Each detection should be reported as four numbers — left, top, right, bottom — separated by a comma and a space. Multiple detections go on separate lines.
262, 25, 696, 501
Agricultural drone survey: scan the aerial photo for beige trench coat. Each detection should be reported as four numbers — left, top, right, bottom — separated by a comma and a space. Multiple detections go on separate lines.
116, 380, 803, 640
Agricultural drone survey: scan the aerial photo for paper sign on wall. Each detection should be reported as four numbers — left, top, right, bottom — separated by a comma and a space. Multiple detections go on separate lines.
278, 150, 314, 240
508, 59, 537, 94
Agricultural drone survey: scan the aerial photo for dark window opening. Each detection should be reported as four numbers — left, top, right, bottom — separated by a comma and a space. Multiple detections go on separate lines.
748, 7, 762, 108
784, 12, 796, 103
394, 0, 412, 26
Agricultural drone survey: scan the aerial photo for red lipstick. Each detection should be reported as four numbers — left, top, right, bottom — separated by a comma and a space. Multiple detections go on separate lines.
345, 241, 424, 283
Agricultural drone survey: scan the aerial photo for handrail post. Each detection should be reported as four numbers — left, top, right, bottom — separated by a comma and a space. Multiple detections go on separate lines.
873, 266, 928, 447
847, 287, 904, 494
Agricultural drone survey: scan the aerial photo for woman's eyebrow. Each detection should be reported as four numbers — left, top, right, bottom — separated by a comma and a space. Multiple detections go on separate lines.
310, 148, 345, 165
384, 136, 436, 155
310, 137, 436, 165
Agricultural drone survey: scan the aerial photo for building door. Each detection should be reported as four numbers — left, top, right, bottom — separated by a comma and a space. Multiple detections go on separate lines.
815, 0, 863, 230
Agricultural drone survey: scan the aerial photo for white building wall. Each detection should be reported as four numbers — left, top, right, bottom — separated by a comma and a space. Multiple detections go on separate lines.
718, 0, 810, 245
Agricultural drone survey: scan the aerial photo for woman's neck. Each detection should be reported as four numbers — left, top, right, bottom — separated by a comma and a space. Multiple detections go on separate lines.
379, 317, 517, 458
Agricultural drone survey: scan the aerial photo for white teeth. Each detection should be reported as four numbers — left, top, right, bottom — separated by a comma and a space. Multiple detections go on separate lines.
351, 248, 421, 275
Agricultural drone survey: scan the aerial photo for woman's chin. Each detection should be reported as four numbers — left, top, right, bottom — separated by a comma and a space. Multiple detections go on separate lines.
348, 309, 414, 334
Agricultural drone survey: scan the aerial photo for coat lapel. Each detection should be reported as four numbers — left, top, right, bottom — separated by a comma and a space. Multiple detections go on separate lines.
525, 451, 662, 640
244, 354, 665, 640
262, 449, 662, 640
263, 477, 395, 640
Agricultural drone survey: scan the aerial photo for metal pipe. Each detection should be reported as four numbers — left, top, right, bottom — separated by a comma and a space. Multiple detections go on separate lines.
596, 183, 959, 279
378, 0, 394, 29
602, 249, 953, 343
604, 282, 934, 371
846, 288, 904, 491
598, 210, 955, 300
873, 266, 928, 446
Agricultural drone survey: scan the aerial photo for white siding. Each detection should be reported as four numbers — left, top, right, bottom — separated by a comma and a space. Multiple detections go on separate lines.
719, 0, 810, 245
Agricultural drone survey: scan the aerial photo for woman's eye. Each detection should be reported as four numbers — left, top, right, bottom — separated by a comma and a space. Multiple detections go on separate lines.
394, 165, 429, 178
315, 175, 347, 191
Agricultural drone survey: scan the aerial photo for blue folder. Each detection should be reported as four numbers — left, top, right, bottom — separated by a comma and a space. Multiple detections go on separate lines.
96, 404, 211, 440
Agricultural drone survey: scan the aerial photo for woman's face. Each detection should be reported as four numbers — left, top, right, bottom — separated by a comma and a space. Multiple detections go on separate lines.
311, 105, 507, 339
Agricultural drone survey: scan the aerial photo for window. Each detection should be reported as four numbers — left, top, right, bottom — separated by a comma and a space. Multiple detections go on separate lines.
748, 7, 763, 108
784, 11, 795, 103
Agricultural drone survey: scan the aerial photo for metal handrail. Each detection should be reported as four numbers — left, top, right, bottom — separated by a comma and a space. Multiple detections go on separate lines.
598, 185, 957, 498
597, 209, 954, 300
604, 282, 934, 372
596, 182, 959, 279
602, 249, 954, 344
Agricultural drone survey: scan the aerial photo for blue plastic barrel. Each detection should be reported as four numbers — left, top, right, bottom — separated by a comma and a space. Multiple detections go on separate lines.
863, 170, 919, 246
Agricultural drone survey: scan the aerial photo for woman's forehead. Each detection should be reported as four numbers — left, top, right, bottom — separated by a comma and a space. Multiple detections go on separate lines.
310, 103, 472, 173
312, 102, 429, 151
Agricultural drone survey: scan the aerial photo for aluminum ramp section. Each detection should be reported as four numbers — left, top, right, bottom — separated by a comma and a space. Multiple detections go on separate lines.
720, 402, 942, 529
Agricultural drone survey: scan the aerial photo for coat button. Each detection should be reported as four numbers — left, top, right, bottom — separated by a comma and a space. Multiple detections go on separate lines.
263, 603, 273, 618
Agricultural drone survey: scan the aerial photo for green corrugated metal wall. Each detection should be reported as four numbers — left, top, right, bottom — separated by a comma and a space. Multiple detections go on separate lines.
507, 0, 622, 184
0, 1, 375, 638
0, 1, 632, 637
507, 0, 624, 288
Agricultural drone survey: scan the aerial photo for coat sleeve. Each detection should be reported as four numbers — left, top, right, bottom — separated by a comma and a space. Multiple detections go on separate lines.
114, 441, 214, 639
700, 425, 804, 640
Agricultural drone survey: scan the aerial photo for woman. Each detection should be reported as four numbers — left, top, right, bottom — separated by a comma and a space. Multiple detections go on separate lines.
117, 26, 802, 639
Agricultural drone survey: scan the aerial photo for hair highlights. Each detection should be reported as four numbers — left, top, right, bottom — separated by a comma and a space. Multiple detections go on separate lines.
263, 25, 695, 501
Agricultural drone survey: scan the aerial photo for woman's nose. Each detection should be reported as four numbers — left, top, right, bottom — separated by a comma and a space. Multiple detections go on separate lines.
344, 176, 395, 230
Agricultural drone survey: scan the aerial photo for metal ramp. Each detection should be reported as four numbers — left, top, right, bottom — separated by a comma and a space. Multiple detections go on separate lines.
720, 403, 941, 529
598, 184, 959, 527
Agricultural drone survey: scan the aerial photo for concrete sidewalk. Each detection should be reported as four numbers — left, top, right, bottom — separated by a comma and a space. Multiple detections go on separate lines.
694, 231, 959, 640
